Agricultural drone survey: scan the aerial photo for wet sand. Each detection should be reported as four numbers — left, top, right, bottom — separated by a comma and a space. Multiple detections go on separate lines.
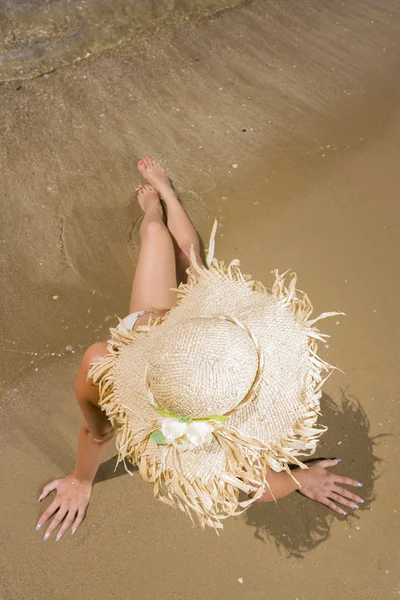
1, 1, 400, 598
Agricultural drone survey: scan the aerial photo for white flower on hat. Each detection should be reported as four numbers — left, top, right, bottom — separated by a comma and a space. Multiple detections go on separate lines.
186, 421, 214, 447
154, 415, 216, 448
161, 417, 188, 443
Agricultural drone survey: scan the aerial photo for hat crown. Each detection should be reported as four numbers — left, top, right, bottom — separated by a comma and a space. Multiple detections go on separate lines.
147, 316, 259, 418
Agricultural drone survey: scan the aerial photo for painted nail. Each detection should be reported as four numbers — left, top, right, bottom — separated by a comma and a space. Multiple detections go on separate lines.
341, 510, 347, 516
336, 458, 341, 462
360, 499, 364, 503
35, 523, 42, 531
56, 533, 62, 542
43, 533, 50, 541
138, 161, 144, 166
352, 504, 359, 510
356, 482, 363, 487
71, 528, 77, 536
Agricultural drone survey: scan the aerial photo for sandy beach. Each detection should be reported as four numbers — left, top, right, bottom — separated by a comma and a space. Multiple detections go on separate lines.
1, 1, 399, 598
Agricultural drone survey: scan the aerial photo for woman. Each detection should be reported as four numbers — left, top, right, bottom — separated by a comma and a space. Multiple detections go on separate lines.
36, 158, 363, 541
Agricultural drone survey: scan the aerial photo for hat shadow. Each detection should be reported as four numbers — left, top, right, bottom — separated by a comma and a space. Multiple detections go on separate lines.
94, 388, 383, 556
243, 388, 384, 558
94, 457, 137, 484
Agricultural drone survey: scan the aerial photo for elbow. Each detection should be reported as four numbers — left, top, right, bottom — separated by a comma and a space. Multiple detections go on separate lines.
84, 424, 114, 444
93, 433, 114, 445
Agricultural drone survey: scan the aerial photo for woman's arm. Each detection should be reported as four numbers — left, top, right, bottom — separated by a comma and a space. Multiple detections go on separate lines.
72, 342, 115, 483
36, 343, 113, 541
257, 459, 364, 515
72, 420, 113, 484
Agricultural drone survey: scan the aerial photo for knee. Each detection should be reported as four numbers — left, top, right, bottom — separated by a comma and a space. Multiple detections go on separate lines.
82, 342, 108, 382
178, 245, 202, 272
178, 236, 201, 260
75, 342, 109, 400
140, 219, 167, 240
84, 342, 108, 364
177, 242, 193, 258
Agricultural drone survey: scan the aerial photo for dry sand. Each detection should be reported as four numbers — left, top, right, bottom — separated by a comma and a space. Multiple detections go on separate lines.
1, 1, 400, 598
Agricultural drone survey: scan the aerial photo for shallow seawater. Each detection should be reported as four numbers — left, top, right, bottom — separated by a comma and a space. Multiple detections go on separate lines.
0, 0, 246, 81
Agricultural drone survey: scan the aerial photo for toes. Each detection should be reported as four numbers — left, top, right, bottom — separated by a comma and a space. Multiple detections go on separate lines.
155, 160, 165, 173
138, 157, 152, 170
143, 157, 162, 170
138, 184, 156, 195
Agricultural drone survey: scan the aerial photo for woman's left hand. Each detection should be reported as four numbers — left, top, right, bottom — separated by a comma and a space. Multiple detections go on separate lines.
296, 458, 364, 515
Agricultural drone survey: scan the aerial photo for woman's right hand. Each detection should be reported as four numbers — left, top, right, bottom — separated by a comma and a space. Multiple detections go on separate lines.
36, 475, 92, 541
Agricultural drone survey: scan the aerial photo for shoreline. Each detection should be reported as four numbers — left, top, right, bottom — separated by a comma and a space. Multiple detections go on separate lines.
0, 0, 248, 82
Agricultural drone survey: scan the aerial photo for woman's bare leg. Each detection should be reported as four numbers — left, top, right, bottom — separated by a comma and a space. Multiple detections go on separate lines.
138, 158, 202, 283
76, 183, 177, 404
129, 183, 178, 324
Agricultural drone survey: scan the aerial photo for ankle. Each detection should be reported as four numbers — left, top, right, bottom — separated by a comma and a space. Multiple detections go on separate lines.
158, 183, 178, 203
139, 196, 163, 215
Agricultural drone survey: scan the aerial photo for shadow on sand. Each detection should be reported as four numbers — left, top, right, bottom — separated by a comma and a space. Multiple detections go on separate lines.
244, 388, 383, 558
95, 388, 382, 558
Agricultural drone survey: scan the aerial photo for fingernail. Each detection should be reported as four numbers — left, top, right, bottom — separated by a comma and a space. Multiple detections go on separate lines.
71, 528, 76, 536
37, 496, 42, 503
138, 161, 144, 166
43, 533, 50, 541
356, 482, 363, 487
56, 533, 62, 542
35, 523, 42, 531
341, 510, 347, 516
352, 504, 359, 510
336, 458, 341, 462
360, 499, 364, 503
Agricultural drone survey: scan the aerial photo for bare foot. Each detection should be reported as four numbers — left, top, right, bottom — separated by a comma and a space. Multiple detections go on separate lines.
138, 157, 173, 197
137, 184, 163, 215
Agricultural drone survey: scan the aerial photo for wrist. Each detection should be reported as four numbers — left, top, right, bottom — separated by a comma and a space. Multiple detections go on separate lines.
293, 467, 309, 490
71, 473, 93, 487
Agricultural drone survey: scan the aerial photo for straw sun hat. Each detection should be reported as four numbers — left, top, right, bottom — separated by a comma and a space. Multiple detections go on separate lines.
89, 222, 341, 530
